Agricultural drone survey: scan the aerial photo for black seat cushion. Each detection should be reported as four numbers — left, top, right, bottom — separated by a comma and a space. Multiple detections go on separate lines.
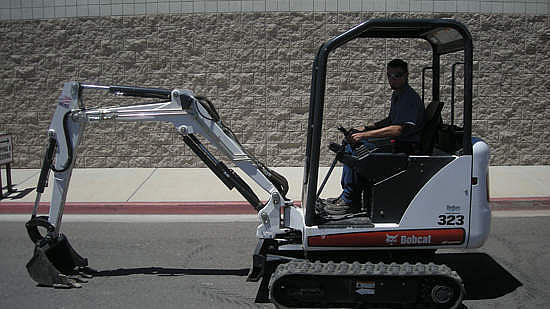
419, 101, 444, 154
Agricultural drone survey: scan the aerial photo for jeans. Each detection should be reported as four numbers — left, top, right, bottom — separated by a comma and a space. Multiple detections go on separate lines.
340, 140, 375, 204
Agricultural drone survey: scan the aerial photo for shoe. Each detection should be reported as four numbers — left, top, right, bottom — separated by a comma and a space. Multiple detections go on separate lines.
315, 198, 328, 215
325, 196, 341, 204
315, 196, 342, 212
324, 198, 356, 216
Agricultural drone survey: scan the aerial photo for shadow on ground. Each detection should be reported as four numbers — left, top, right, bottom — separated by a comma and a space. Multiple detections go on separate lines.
0, 186, 34, 200
435, 252, 522, 300
90, 267, 249, 277
88, 253, 520, 301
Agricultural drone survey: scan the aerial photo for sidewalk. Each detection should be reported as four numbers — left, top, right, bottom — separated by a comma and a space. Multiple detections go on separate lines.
1, 166, 550, 214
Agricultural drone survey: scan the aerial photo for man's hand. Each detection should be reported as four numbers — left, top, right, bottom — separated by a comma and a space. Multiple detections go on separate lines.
350, 131, 369, 143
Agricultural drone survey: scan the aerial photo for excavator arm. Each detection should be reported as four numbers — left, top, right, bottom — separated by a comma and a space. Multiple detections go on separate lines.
25, 81, 303, 287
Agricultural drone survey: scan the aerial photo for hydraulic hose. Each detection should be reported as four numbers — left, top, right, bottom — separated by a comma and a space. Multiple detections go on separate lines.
195, 95, 220, 122
50, 111, 73, 173
26, 216, 55, 244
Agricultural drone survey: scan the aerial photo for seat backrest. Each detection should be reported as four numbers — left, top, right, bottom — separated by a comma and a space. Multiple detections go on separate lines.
419, 100, 444, 155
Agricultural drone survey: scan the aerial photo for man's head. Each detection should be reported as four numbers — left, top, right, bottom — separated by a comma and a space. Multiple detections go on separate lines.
387, 59, 409, 91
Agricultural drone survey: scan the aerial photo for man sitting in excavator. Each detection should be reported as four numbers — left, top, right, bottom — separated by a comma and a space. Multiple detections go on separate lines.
323, 58, 425, 216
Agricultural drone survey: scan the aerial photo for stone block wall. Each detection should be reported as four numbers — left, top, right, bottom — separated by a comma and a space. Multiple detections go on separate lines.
0, 12, 549, 168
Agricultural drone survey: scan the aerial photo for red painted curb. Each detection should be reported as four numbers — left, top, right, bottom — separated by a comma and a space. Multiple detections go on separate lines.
489, 198, 550, 211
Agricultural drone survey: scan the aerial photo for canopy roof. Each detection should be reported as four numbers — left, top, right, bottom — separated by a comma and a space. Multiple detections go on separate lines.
352, 19, 470, 55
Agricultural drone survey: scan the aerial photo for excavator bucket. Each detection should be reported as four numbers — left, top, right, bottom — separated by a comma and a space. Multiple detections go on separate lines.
26, 234, 89, 288
26, 217, 89, 288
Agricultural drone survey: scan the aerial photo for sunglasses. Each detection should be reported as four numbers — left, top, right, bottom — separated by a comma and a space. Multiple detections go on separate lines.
387, 72, 406, 79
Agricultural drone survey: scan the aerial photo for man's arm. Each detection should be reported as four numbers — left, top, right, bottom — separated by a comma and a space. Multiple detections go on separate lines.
359, 116, 392, 132
350, 125, 403, 143
361, 116, 391, 131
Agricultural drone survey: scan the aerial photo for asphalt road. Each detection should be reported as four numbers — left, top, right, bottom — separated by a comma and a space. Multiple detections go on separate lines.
1, 216, 549, 309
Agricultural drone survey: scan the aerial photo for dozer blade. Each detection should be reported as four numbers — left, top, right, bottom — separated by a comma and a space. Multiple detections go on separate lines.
26, 234, 89, 288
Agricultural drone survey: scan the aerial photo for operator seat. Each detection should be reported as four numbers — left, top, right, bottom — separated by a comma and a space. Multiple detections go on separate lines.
355, 100, 446, 221
418, 100, 444, 155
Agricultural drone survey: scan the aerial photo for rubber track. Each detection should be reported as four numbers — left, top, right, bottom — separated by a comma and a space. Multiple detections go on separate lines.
269, 260, 465, 309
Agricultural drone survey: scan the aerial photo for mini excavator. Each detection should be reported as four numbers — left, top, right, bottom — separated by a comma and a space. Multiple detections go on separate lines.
26, 19, 490, 308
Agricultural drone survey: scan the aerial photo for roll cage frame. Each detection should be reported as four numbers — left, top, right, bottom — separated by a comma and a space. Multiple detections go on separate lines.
302, 19, 474, 226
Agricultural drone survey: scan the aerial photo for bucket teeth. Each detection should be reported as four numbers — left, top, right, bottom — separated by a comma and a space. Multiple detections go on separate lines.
52, 274, 83, 289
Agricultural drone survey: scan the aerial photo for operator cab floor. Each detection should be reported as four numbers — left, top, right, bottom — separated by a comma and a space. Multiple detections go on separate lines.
317, 212, 374, 228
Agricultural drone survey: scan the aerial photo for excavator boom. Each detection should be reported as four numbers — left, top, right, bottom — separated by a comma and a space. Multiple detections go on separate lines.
25, 82, 300, 287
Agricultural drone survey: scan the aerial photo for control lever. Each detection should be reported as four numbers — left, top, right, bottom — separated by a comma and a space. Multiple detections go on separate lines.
337, 126, 363, 148
318, 125, 370, 198
316, 145, 343, 199
317, 127, 352, 199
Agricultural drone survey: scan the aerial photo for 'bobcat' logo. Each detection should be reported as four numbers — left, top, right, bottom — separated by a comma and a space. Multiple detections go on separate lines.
385, 234, 398, 244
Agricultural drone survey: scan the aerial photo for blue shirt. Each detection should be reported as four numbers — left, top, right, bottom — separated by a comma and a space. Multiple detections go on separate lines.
389, 84, 424, 143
